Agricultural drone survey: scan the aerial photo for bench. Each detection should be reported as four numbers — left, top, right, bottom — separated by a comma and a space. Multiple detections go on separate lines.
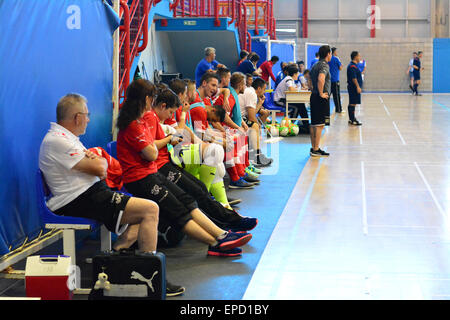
36, 170, 111, 267
263, 90, 285, 125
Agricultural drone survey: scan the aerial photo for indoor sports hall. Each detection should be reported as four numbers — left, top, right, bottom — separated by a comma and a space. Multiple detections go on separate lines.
1, 0, 449, 302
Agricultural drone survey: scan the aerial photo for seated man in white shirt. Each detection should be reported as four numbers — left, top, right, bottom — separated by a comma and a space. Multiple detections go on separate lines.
239, 77, 272, 166
273, 63, 310, 130
39, 93, 161, 253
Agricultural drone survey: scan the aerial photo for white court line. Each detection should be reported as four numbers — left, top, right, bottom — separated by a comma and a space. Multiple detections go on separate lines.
414, 162, 449, 230
361, 161, 368, 235
368, 224, 440, 229
379, 95, 391, 117
392, 121, 406, 145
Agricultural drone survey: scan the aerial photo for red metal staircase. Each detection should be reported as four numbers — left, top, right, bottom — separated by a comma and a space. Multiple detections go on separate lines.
118, 0, 275, 106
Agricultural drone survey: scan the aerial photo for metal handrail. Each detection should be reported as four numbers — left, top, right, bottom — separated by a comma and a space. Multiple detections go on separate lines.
119, 0, 130, 106
118, 0, 152, 108
118, 0, 276, 108
169, 0, 276, 50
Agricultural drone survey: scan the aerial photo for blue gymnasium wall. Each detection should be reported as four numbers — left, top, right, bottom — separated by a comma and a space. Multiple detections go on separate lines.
0, 0, 119, 255
251, 39, 295, 87
433, 38, 450, 93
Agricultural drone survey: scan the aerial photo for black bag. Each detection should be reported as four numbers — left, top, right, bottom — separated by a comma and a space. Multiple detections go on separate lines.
89, 249, 166, 300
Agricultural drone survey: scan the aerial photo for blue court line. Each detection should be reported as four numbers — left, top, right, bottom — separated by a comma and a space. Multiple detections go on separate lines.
432, 99, 450, 110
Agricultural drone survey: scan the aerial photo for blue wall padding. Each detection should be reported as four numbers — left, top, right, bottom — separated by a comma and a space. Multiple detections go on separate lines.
270, 42, 294, 80
251, 40, 294, 87
251, 40, 267, 69
306, 44, 323, 69
433, 39, 450, 93
0, 0, 119, 255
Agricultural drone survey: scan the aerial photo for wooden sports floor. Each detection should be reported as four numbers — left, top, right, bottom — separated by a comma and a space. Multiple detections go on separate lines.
244, 93, 450, 300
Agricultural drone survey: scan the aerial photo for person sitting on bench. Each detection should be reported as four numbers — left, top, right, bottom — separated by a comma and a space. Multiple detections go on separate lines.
116, 79, 253, 257
273, 63, 310, 130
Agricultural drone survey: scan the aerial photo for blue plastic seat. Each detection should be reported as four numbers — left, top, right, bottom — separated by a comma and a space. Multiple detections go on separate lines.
36, 169, 98, 229
106, 140, 117, 159
263, 92, 284, 112
36, 170, 111, 266
263, 91, 284, 124
105, 141, 132, 196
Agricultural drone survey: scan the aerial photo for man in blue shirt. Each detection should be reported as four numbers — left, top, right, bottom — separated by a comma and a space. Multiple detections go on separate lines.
347, 51, 363, 126
274, 61, 288, 89
412, 51, 423, 96
328, 47, 343, 113
237, 53, 261, 77
195, 47, 226, 87
309, 52, 319, 69
357, 58, 366, 82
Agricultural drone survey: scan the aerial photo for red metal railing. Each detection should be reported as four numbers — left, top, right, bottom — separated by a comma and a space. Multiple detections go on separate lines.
118, 0, 153, 107
302, 0, 308, 38
118, 0, 276, 108
170, 0, 276, 52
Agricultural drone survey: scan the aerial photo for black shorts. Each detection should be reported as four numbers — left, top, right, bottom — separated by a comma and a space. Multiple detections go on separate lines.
243, 116, 256, 128
124, 172, 195, 230
159, 162, 242, 228
310, 93, 330, 126
54, 181, 131, 234
347, 86, 361, 105
413, 72, 420, 80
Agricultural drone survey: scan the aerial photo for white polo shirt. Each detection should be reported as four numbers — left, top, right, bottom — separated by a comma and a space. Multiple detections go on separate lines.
39, 122, 100, 211
238, 86, 258, 118
274, 76, 296, 103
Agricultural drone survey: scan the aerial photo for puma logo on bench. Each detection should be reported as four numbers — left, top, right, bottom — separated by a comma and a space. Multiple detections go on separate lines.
130, 270, 159, 293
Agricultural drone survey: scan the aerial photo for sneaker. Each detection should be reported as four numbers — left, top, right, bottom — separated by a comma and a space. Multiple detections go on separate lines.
247, 164, 262, 175
227, 197, 242, 206
317, 148, 330, 157
256, 154, 273, 167
229, 217, 258, 232
310, 149, 326, 157
348, 120, 362, 126
215, 231, 252, 251
250, 160, 265, 168
166, 280, 185, 297
243, 173, 260, 185
415, 93, 422, 96
207, 247, 243, 257
244, 169, 259, 180
229, 177, 254, 189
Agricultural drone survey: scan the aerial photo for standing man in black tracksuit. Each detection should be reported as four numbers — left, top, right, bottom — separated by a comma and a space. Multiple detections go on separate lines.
347, 51, 363, 126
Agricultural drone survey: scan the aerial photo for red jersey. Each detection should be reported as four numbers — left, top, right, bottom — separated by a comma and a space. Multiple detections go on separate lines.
189, 91, 212, 133
88, 147, 123, 190
260, 60, 276, 82
213, 93, 236, 127
164, 105, 191, 127
117, 118, 157, 184
213, 93, 235, 117
143, 110, 170, 169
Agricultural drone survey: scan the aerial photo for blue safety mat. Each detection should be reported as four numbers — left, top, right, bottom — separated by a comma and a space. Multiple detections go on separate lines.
0, 0, 119, 255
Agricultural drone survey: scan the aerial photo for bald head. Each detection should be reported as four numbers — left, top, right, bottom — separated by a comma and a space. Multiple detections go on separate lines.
56, 93, 87, 123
